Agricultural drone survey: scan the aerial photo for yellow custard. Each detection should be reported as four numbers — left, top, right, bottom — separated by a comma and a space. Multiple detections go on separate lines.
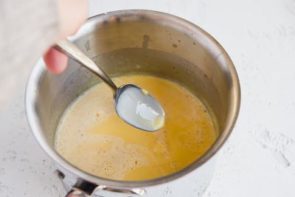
55, 75, 217, 181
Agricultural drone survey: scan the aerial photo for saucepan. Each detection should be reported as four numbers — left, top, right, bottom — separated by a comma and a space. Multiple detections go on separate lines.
26, 10, 240, 197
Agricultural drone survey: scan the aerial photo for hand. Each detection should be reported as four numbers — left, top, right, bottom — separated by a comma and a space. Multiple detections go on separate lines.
44, 0, 87, 74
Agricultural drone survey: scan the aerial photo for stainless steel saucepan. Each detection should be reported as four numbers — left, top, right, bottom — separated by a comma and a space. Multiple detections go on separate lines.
26, 10, 240, 197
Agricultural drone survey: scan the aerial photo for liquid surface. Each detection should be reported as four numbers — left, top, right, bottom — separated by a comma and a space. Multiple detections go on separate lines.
55, 75, 217, 181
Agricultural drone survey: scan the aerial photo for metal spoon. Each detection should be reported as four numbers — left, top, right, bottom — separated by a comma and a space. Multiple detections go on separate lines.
54, 40, 165, 131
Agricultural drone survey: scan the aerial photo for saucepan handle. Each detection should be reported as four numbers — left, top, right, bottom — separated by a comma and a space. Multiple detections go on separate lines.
57, 170, 145, 197
65, 185, 145, 197
66, 188, 91, 197
91, 185, 145, 197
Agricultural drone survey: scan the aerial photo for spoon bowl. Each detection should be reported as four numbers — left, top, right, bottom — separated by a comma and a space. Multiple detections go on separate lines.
115, 84, 165, 131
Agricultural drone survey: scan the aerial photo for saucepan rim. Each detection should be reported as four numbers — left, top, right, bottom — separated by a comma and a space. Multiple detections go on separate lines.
25, 9, 241, 188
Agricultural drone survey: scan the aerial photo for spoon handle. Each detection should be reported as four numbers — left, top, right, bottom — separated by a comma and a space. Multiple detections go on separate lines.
54, 39, 117, 92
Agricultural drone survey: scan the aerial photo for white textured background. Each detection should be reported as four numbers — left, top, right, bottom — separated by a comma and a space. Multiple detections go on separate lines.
1, 0, 295, 196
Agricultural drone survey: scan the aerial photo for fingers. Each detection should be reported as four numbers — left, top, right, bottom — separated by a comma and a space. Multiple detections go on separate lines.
44, 0, 88, 74
44, 48, 68, 74
57, 0, 88, 39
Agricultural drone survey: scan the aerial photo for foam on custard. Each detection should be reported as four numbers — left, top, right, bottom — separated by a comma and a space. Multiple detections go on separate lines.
55, 75, 217, 180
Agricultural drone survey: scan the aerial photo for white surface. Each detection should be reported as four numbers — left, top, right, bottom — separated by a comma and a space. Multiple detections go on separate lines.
1, 0, 295, 196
